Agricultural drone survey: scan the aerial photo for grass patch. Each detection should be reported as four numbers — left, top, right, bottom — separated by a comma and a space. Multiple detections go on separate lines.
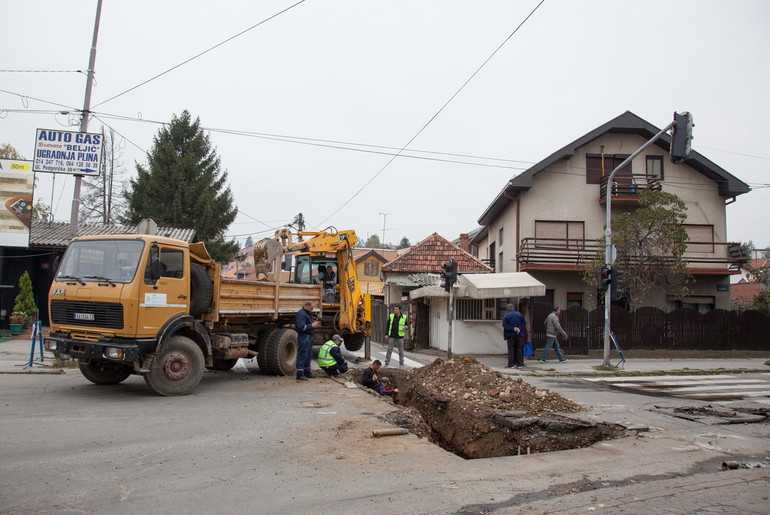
765, 360, 770, 367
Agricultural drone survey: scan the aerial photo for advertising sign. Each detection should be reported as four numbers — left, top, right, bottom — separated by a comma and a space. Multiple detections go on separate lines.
0, 159, 34, 247
33, 128, 102, 175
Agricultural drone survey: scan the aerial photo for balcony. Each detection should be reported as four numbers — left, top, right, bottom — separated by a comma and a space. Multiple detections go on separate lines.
599, 174, 662, 204
517, 238, 601, 271
518, 238, 749, 272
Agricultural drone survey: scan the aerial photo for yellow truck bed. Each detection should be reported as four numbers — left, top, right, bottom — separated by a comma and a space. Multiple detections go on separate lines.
214, 278, 322, 320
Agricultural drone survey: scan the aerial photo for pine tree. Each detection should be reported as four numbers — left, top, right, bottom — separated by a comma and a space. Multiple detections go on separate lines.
124, 111, 239, 263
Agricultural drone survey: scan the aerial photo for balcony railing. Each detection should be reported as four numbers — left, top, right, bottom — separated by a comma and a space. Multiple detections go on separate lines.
517, 238, 602, 269
518, 238, 749, 271
599, 174, 662, 203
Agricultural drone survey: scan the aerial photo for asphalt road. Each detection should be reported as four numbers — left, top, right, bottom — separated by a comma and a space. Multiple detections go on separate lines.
1, 359, 769, 514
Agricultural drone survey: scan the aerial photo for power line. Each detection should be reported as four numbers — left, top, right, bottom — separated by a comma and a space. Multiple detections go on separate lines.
0, 88, 79, 111
0, 69, 84, 74
92, 0, 308, 108
312, 0, 548, 228
88, 111, 533, 170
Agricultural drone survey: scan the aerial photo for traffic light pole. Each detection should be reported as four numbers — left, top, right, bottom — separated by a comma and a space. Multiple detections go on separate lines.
602, 122, 673, 366
446, 285, 454, 360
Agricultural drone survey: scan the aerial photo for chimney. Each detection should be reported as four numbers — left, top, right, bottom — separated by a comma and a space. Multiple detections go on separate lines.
458, 233, 470, 253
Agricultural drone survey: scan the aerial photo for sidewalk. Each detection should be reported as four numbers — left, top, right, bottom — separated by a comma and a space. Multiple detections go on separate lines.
0, 335, 62, 374
2, 335, 767, 376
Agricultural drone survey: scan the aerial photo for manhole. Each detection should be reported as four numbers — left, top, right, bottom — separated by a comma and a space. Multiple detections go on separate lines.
375, 358, 626, 459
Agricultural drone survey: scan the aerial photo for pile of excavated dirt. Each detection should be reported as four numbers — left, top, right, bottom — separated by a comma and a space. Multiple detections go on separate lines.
402, 356, 583, 415
376, 357, 625, 459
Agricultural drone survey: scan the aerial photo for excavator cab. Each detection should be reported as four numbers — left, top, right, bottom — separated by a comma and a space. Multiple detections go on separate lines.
293, 254, 339, 304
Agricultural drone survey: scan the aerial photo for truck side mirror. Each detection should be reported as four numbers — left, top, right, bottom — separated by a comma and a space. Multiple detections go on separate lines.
147, 246, 162, 283
281, 255, 292, 272
150, 258, 162, 282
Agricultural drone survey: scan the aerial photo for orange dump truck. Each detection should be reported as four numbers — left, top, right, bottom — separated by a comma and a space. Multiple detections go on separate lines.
45, 230, 370, 396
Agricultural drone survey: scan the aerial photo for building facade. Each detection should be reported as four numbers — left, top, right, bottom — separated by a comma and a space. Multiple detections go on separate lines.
472, 111, 750, 312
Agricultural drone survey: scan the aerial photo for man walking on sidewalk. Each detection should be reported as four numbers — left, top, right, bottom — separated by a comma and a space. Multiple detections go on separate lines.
540, 306, 568, 363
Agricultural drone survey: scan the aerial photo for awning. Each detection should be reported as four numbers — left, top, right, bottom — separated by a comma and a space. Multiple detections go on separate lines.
460, 272, 545, 298
409, 272, 545, 300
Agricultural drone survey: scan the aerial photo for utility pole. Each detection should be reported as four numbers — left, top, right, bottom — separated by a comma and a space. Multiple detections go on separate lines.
292, 212, 305, 241
379, 212, 391, 248
70, 0, 103, 240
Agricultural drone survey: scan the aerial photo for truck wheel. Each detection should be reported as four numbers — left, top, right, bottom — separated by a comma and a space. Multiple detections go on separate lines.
344, 333, 365, 352
265, 328, 298, 376
256, 329, 275, 374
190, 264, 213, 317
211, 358, 239, 371
79, 361, 132, 385
144, 335, 204, 396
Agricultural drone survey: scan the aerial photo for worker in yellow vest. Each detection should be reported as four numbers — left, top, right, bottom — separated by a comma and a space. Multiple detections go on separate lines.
317, 334, 349, 376
384, 305, 408, 367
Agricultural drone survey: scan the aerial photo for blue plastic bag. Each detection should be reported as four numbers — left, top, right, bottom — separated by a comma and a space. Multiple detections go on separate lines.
523, 340, 533, 357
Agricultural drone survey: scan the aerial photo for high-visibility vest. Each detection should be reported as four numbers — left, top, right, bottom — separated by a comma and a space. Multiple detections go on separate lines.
388, 313, 407, 337
317, 341, 337, 367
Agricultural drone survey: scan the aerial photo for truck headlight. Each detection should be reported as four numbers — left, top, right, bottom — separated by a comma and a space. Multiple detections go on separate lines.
44, 339, 58, 351
104, 347, 124, 359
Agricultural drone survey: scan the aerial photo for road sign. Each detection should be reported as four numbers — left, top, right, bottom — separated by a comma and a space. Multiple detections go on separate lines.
33, 129, 103, 175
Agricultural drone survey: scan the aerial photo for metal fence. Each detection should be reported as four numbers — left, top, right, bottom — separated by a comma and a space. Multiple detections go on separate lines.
530, 302, 770, 353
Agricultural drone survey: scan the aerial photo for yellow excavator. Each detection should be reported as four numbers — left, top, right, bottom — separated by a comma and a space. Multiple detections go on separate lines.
254, 228, 371, 351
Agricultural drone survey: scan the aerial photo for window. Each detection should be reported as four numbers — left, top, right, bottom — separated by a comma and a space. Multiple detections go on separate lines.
499, 227, 504, 246
586, 154, 631, 184
535, 221, 585, 248
566, 292, 583, 308
498, 251, 504, 272
646, 155, 664, 180
160, 249, 184, 278
488, 242, 496, 270
364, 260, 379, 277
683, 225, 714, 253
667, 296, 714, 314
456, 298, 496, 320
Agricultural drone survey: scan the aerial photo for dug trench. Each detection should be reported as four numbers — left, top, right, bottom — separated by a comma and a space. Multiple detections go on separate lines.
365, 357, 626, 459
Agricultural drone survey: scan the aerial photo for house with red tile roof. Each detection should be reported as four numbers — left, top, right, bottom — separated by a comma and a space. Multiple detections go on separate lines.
381, 233, 492, 306
381, 233, 548, 353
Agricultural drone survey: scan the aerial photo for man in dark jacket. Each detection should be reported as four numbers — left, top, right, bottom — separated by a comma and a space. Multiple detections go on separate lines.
317, 334, 349, 376
362, 360, 394, 396
295, 301, 320, 381
502, 303, 527, 368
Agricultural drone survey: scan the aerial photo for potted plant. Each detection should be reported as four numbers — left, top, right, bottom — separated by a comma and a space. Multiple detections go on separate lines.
12, 271, 37, 334
9, 311, 27, 335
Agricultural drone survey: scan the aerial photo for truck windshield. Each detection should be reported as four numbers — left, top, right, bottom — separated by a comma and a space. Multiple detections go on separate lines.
57, 239, 145, 284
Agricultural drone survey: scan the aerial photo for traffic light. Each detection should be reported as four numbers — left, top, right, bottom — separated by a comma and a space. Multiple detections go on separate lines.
599, 265, 612, 291
670, 111, 694, 164
611, 267, 625, 300
440, 259, 458, 293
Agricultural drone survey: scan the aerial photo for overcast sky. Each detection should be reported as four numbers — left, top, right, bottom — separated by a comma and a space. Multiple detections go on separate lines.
2, 0, 769, 249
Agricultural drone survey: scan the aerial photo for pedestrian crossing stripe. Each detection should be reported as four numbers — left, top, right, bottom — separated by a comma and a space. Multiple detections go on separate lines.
583, 374, 770, 402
